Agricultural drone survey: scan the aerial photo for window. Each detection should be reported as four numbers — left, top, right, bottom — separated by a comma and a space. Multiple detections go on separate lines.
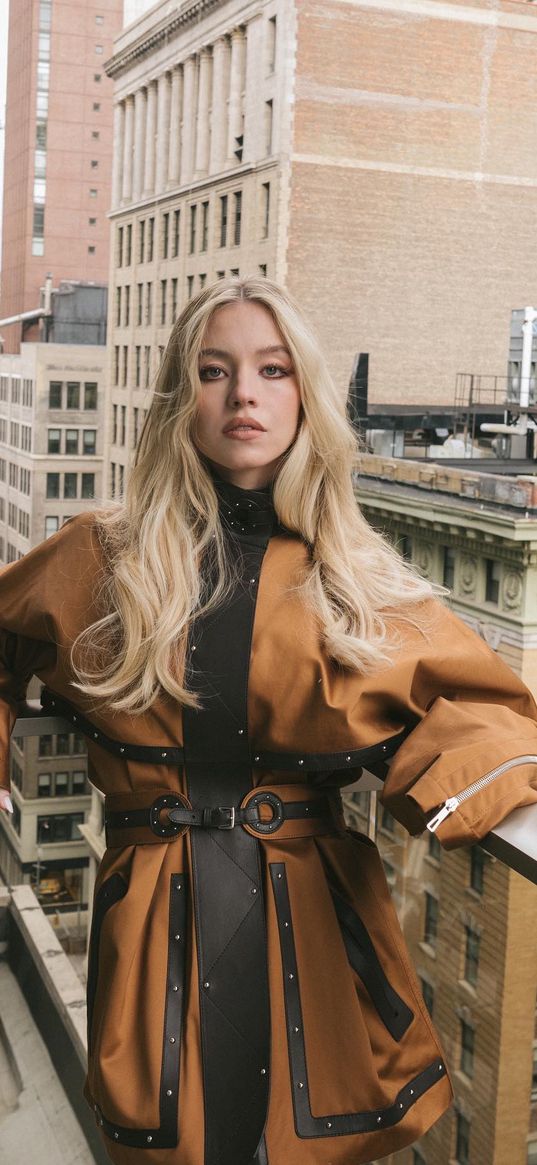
485, 558, 500, 604
114, 346, 120, 386
443, 546, 455, 589
81, 473, 95, 499
201, 201, 209, 251
199, 273, 206, 289
48, 429, 61, 454
123, 345, 128, 386
89, 188, 97, 198
233, 191, 242, 245
267, 15, 277, 71
39, 735, 53, 757
171, 278, 178, 320
56, 731, 70, 755
412, 1152, 426, 1165
91, 130, 100, 140
124, 285, 130, 327
161, 212, 169, 259
187, 275, 194, 300
147, 216, 154, 262
464, 926, 480, 986
459, 1021, 474, 1078
423, 892, 438, 948
138, 219, 145, 263
66, 381, 80, 409
120, 406, 126, 446
64, 473, 77, 499
145, 283, 152, 326
94, 73, 102, 82
261, 182, 270, 239
46, 473, 60, 499
89, 241, 96, 253
230, 268, 239, 277
44, 517, 58, 538
220, 195, 227, 247
172, 209, 180, 257
189, 204, 197, 253
83, 430, 96, 455
379, 803, 394, 833
38, 773, 52, 797
72, 771, 87, 794
89, 217, 96, 226
37, 812, 84, 843
93, 102, 101, 111
135, 345, 141, 388
137, 283, 143, 326
49, 381, 62, 408
217, 270, 225, 279
65, 429, 79, 454
112, 405, 117, 445
90, 158, 98, 169
125, 223, 132, 266
428, 831, 441, 861
95, 45, 103, 55
265, 99, 273, 154
420, 978, 434, 1017
470, 847, 485, 894
84, 382, 97, 409
455, 1112, 470, 1165
160, 279, 167, 325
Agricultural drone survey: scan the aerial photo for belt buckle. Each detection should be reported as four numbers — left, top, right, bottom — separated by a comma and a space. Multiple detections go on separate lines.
218, 806, 235, 829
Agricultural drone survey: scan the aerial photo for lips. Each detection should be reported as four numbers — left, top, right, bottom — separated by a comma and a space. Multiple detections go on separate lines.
223, 418, 266, 433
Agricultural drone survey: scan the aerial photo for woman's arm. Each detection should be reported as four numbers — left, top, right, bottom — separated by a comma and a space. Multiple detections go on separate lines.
380, 599, 537, 848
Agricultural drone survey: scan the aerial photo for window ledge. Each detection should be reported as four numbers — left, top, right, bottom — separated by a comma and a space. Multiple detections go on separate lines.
418, 941, 437, 960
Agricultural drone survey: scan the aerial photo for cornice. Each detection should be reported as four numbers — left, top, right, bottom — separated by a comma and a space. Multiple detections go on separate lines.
104, 0, 224, 79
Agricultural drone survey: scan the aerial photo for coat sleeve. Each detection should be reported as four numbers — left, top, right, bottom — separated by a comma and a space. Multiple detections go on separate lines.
379, 598, 537, 848
0, 514, 94, 792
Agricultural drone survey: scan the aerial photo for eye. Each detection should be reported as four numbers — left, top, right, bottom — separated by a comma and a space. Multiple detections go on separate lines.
263, 364, 291, 377
199, 365, 225, 380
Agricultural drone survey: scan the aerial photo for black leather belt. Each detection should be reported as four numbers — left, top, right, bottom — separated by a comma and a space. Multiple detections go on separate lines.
104, 788, 344, 848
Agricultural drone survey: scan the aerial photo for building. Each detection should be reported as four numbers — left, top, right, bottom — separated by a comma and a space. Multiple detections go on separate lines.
348, 455, 537, 1165
0, 0, 122, 352
104, 0, 537, 475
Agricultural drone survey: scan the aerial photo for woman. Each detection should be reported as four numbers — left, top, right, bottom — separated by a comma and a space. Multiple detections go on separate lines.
0, 275, 536, 1165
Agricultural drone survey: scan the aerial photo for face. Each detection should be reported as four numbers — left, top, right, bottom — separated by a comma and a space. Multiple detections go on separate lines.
193, 300, 302, 489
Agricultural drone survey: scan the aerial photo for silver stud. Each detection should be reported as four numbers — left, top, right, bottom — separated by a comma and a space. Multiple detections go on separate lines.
203, 980, 210, 988
260, 1067, 266, 1075
254, 755, 260, 762
288, 972, 294, 980
298, 759, 304, 765
174, 933, 181, 940
382, 744, 387, 752
410, 1089, 414, 1096
191, 645, 197, 652
169, 1036, 176, 1044
277, 872, 282, 879
176, 883, 182, 890
377, 1116, 382, 1124
346, 755, 351, 762
147, 1136, 153, 1144
114, 1132, 119, 1139
326, 1121, 332, 1129
94, 1104, 98, 1113
124, 815, 129, 822
120, 746, 125, 754
438, 1063, 443, 1071
172, 985, 178, 991
250, 578, 256, 584
398, 1102, 404, 1109
166, 1089, 173, 1096
93, 732, 99, 738
305, 807, 309, 813
284, 922, 289, 928
251, 887, 257, 894
297, 1082, 304, 1089
72, 715, 77, 722
50, 700, 56, 708
293, 1026, 299, 1033
99, 1118, 104, 1126
238, 728, 244, 735
161, 751, 167, 758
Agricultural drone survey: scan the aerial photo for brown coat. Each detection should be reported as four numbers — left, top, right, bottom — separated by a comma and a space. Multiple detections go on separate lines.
1, 508, 537, 1165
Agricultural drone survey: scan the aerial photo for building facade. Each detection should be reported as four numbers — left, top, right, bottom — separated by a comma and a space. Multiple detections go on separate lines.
0, 0, 122, 352
350, 456, 537, 1165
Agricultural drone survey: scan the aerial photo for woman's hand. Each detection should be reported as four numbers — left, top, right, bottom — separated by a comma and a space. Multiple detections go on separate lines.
0, 789, 13, 814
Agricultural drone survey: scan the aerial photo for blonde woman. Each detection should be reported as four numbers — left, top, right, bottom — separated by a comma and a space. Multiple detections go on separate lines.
0, 275, 536, 1165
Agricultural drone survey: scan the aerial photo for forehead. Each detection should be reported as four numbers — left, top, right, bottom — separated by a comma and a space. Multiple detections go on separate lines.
201, 301, 287, 353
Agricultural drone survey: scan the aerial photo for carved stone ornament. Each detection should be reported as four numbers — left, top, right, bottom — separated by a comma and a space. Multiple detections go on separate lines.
415, 541, 433, 579
502, 570, 523, 611
459, 555, 477, 595
478, 622, 503, 650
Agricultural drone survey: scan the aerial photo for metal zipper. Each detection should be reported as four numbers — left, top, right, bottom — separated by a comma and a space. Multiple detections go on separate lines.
426, 754, 537, 833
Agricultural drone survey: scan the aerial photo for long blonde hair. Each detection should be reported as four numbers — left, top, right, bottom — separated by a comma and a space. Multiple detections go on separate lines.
70, 275, 435, 714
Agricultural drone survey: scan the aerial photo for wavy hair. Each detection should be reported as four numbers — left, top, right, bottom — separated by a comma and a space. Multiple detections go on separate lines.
70, 275, 436, 714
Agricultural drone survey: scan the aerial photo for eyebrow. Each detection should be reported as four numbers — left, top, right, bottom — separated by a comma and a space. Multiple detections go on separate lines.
199, 345, 291, 359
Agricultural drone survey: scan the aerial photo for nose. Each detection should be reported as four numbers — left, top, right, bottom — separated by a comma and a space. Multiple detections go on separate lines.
227, 370, 258, 409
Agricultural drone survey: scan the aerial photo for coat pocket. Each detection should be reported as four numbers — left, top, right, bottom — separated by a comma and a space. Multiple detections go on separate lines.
87, 871, 128, 1056
329, 884, 414, 1041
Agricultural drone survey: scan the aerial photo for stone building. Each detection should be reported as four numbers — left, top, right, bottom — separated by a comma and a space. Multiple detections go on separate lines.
350, 456, 537, 1165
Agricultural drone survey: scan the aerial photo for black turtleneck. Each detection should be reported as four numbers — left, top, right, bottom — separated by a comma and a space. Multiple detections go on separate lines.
208, 466, 286, 545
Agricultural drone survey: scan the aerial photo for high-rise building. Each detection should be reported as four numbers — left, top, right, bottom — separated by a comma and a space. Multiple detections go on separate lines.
104, 0, 537, 438
0, 0, 123, 353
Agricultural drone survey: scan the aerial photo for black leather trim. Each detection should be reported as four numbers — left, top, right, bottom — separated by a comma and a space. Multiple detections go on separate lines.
182, 538, 271, 1165
329, 885, 413, 1041
270, 861, 446, 1138
93, 872, 188, 1149
87, 872, 127, 1056
39, 685, 404, 774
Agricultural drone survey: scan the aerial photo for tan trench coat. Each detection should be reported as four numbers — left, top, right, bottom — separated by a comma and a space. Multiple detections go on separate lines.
1, 504, 537, 1165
